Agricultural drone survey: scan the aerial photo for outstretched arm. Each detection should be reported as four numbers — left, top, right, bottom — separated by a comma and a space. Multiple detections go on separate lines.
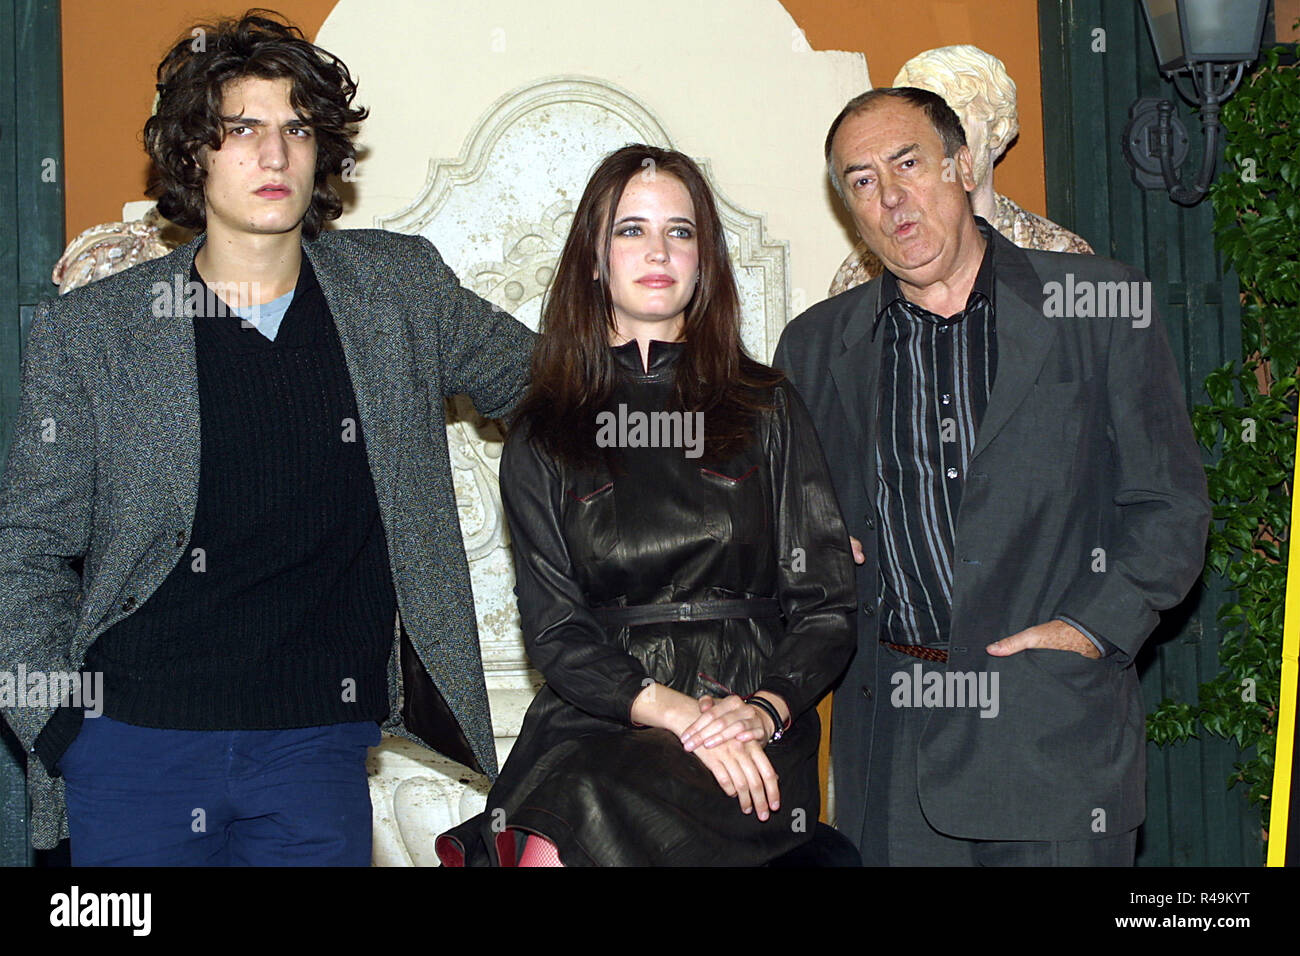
410, 235, 536, 419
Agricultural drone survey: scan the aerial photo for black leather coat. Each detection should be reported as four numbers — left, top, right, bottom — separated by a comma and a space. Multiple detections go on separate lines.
437, 340, 856, 866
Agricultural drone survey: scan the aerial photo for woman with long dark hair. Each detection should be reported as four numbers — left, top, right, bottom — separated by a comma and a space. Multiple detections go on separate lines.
436, 145, 856, 866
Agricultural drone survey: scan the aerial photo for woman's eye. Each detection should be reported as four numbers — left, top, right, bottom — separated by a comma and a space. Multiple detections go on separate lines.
616, 225, 642, 237
669, 227, 694, 239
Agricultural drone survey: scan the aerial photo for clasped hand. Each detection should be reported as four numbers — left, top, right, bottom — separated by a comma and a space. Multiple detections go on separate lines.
630, 684, 786, 821
681, 694, 782, 821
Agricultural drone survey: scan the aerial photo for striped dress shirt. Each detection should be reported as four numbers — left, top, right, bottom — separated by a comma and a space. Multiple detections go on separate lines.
873, 221, 997, 648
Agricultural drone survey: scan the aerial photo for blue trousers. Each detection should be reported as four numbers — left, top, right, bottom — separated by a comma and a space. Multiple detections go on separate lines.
59, 714, 381, 866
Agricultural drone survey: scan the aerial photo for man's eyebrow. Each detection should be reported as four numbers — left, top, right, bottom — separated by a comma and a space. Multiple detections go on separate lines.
218, 115, 312, 127
887, 143, 919, 163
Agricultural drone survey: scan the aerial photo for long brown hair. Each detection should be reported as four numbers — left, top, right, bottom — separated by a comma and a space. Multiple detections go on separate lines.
512, 144, 783, 467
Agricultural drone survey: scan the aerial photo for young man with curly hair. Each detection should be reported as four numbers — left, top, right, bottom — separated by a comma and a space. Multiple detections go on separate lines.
0, 11, 535, 865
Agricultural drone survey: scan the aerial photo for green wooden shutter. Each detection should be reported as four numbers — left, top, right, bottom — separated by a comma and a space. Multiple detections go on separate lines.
0, 0, 65, 866
1039, 0, 1260, 865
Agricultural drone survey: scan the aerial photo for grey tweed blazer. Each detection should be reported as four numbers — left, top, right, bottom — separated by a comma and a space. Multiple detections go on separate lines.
0, 228, 536, 850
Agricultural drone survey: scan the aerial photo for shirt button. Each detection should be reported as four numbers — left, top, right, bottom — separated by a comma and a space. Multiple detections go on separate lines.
121, 596, 137, 612
174, 531, 186, 547
941, 394, 951, 405
861, 685, 872, 700
862, 601, 875, 616
946, 467, 958, 479
864, 514, 875, 530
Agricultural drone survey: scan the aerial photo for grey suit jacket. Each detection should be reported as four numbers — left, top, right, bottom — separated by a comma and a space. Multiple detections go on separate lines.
0, 228, 536, 849
774, 228, 1210, 845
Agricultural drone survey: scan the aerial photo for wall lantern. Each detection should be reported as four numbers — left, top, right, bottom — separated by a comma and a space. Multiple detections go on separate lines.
1122, 0, 1269, 206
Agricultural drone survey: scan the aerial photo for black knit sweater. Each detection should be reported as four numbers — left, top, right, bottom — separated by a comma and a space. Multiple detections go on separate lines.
35, 255, 396, 772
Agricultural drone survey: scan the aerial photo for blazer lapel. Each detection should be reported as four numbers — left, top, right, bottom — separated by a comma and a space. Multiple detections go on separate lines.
302, 237, 405, 519
971, 232, 1054, 460
828, 280, 882, 502
123, 238, 204, 522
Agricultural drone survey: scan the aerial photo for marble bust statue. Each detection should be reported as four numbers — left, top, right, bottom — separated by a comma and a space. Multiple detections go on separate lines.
829, 44, 1093, 296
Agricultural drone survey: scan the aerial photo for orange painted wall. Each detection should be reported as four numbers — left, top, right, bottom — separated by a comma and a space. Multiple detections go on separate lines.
60, 1, 1045, 243
1279, 0, 1300, 41
782, 0, 1046, 217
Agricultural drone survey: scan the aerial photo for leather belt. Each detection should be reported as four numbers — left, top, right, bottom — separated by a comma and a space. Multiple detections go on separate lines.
591, 598, 782, 627
881, 641, 949, 664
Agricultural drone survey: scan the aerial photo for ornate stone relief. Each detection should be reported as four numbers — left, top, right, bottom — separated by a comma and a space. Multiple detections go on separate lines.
380, 74, 791, 693
366, 76, 793, 862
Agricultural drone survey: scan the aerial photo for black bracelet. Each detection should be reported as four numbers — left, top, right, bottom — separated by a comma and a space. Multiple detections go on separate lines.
744, 693, 785, 743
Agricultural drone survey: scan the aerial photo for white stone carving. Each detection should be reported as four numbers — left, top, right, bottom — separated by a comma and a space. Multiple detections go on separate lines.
386, 75, 794, 689
364, 75, 796, 862
380, 76, 790, 354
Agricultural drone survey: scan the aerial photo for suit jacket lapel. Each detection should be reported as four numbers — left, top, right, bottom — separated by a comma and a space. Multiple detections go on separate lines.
303, 236, 404, 519
829, 280, 882, 502
826, 230, 1050, 502
124, 237, 204, 522
971, 231, 1054, 460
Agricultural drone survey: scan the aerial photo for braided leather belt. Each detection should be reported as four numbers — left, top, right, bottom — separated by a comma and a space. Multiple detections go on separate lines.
881, 641, 949, 664
591, 598, 782, 627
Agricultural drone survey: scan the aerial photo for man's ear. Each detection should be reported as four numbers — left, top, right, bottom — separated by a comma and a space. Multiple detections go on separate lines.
955, 145, 977, 192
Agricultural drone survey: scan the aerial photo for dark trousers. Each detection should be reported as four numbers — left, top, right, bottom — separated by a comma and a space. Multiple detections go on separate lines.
854, 645, 1137, 866
60, 714, 380, 866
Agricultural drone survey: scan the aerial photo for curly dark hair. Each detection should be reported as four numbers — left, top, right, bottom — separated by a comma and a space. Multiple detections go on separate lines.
144, 9, 368, 238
